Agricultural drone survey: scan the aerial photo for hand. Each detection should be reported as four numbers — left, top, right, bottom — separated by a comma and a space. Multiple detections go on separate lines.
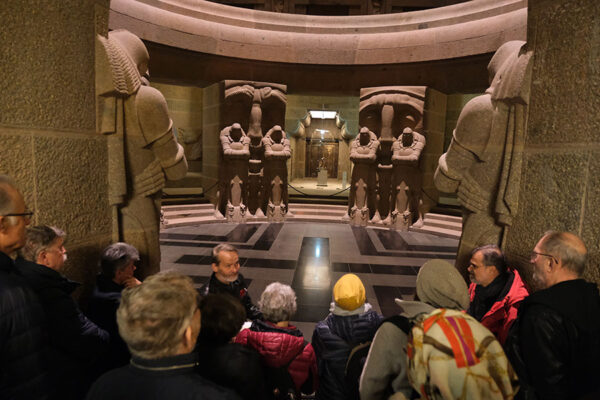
123, 277, 142, 288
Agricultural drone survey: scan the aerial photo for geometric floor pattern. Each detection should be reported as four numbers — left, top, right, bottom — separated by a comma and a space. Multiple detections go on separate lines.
160, 222, 458, 338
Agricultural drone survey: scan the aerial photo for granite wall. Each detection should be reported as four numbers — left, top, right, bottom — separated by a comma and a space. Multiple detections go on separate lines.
0, 0, 112, 294
504, 0, 600, 286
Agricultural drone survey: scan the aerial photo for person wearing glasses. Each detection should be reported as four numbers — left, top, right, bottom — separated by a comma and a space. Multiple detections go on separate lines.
506, 231, 600, 400
199, 243, 262, 320
16, 225, 109, 398
466, 244, 529, 344
0, 175, 51, 399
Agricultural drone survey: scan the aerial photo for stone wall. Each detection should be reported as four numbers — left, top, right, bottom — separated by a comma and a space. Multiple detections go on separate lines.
0, 0, 112, 294
503, 0, 600, 286
443, 93, 479, 151
201, 82, 225, 205
151, 82, 204, 187
421, 89, 448, 208
286, 94, 359, 181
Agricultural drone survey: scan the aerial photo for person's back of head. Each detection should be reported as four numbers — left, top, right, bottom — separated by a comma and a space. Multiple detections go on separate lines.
117, 273, 200, 359
416, 259, 470, 310
258, 282, 297, 324
199, 294, 246, 345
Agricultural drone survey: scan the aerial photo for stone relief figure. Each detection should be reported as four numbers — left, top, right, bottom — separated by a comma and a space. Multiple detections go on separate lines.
96, 30, 188, 278
216, 123, 250, 222
434, 40, 533, 279
346, 127, 379, 226
391, 127, 426, 230
262, 125, 291, 221
223, 81, 287, 218
358, 87, 426, 226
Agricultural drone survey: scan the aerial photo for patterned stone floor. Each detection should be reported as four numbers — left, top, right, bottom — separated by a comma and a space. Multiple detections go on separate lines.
160, 222, 458, 338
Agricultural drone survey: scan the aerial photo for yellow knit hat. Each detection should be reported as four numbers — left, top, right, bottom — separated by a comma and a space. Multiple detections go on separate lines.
333, 274, 366, 311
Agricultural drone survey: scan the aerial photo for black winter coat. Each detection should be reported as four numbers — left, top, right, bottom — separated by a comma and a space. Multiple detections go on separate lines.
86, 274, 131, 374
15, 257, 109, 398
311, 307, 383, 400
198, 273, 262, 320
196, 341, 267, 400
505, 279, 600, 400
86, 352, 242, 400
0, 252, 51, 399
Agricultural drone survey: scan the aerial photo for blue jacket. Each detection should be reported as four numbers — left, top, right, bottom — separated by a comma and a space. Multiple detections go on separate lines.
311, 306, 383, 400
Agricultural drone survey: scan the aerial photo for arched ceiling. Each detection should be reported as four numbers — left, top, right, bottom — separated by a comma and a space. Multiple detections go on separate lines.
108, 0, 527, 94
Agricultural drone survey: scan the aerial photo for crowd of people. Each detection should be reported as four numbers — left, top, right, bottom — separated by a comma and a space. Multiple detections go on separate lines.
1, 174, 600, 400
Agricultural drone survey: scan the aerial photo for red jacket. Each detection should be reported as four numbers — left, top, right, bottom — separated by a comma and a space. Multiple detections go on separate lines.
235, 323, 318, 393
469, 269, 529, 344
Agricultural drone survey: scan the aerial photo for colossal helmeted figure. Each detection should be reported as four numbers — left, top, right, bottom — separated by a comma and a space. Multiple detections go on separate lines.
262, 125, 291, 221
391, 127, 426, 230
434, 40, 533, 278
96, 30, 188, 277
347, 127, 379, 226
355, 87, 426, 226
222, 81, 287, 218
216, 123, 250, 222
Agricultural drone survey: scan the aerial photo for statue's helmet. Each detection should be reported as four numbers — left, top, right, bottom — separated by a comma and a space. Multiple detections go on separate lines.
109, 29, 150, 80
487, 41, 525, 85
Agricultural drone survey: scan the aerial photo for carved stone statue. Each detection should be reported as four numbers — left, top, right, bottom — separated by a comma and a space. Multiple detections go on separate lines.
223, 81, 287, 218
434, 40, 533, 279
391, 127, 426, 230
262, 125, 291, 221
96, 30, 188, 278
346, 127, 379, 225
216, 123, 250, 222
358, 87, 426, 225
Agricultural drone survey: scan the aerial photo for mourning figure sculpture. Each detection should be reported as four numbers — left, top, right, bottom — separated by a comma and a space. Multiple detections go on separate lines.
96, 30, 188, 278
434, 40, 533, 279
347, 127, 379, 226
216, 123, 250, 222
391, 127, 426, 230
262, 125, 291, 221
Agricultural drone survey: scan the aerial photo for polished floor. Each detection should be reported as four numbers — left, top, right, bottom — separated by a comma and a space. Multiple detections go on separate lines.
160, 222, 458, 338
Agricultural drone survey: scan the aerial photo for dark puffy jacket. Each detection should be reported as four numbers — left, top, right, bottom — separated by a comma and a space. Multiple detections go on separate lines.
506, 279, 600, 400
15, 257, 109, 398
86, 274, 131, 374
311, 308, 383, 400
87, 352, 241, 400
196, 341, 267, 400
199, 273, 262, 320
0, 252, 51, 399
235, 320, 318, 394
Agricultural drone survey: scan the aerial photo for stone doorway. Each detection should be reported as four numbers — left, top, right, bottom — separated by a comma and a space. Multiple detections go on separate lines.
305, 139, 339, 178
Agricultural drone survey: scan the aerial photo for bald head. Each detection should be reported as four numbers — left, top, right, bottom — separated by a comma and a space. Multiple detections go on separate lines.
0, 176, 30, 255
539, 231, 587, 277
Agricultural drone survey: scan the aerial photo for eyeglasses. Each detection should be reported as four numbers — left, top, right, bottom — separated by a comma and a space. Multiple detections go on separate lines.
530, 251, 558, 264
1, 211, 34, 218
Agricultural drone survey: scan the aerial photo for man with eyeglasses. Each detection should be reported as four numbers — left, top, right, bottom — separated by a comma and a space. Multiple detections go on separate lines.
466, 245, 529, 344
199, 243, 262, 320
15, 225, 109, 398
505, 231, 600, 399
0, 175, 51, 399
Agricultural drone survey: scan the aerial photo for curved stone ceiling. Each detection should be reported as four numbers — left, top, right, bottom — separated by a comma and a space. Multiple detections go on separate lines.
109, 0, 527, 66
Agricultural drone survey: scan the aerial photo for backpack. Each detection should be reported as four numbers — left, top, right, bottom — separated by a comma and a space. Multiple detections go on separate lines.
264, 341, 308, 400
344, 341, 372, 400
406, 308, 518, 400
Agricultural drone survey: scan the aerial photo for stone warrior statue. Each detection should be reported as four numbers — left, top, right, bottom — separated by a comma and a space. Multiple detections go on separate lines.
391, 127, 426, 230
346, 127, 379, 226
434, 40, 533, 279
262, 125, 291, 221
96, 30, 188, 278
216, 123, 250, 222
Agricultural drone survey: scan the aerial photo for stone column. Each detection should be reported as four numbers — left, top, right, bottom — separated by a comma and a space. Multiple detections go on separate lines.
0, 0, 112, 293
503, 0, 600, 286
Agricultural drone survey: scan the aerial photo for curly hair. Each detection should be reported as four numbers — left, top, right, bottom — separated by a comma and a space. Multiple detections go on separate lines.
258, 282, 297, 323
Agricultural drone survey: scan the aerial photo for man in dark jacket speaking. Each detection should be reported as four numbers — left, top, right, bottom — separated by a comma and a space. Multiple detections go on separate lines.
506, 231, 600, 399
199, 243, 261, 320
0, 175, 50, 399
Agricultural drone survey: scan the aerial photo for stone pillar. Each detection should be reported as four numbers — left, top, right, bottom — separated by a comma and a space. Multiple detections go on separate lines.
0, 0, 112, 293
503, 0, 600, 286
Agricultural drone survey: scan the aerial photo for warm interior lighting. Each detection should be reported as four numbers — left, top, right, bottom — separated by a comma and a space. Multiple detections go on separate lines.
309, 110, 337, 119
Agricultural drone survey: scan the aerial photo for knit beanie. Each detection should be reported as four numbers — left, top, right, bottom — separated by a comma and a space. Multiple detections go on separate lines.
416, 259, 470, 310
333, 273, 366, 311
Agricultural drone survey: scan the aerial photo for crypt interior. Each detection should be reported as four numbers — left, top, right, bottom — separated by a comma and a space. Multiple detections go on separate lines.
1, 0, 599, 334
